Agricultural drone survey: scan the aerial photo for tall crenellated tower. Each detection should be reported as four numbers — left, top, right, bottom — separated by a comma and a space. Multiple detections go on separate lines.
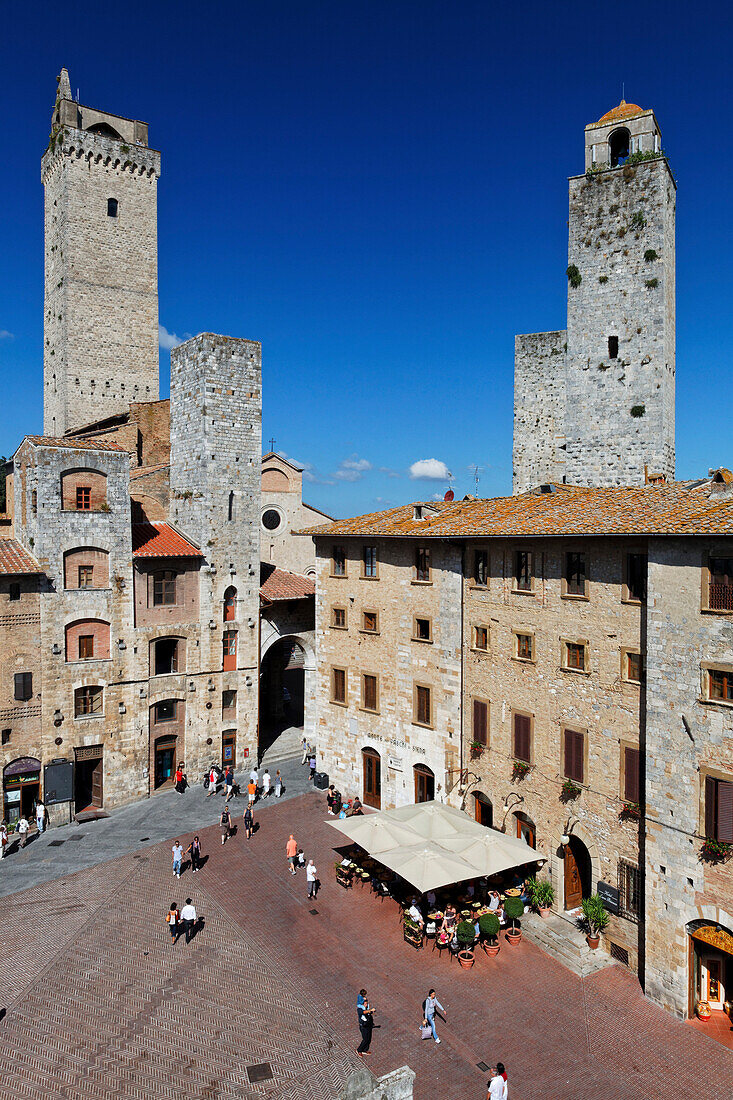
513, 101, 676, 492
41, 69, 160, 436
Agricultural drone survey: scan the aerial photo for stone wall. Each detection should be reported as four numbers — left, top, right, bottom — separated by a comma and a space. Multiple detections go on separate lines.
513, 330, 567, 493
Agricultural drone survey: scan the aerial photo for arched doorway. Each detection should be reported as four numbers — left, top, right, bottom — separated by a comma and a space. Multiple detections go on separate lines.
687, 920, 733, 1021
564, 835, 592, 910
473, 792, 493, 828
609, 127, 630, 167
414, 763, 434, 803
259, 638, 305, 756
514, 811, 536, 848
362, 747, 381, 809
3, 757, 41, 826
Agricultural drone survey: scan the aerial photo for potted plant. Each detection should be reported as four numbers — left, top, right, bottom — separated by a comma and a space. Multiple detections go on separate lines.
620, 801, 641, 820
579, 894, 609, 949
478, 912, 501, 956
701, 837, 733, 863
503, 897, 524, 944
526, 877, 554, 917
512, 760, 530, 782
403, 916, 423, 949
560, 779, 581, 801
456, 919, 476, 968
469, 740, 485, 759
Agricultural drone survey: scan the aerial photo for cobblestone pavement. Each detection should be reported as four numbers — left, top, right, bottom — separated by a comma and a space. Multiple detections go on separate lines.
1, 792, 732, 1099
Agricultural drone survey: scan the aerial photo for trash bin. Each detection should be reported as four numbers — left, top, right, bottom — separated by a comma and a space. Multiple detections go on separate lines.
314, 771, 329, 790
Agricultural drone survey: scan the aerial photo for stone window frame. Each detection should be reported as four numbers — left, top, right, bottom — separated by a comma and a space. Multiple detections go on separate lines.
620, 647, 644, 685
511, 708, 534, 766
150, 635, 186, 677
331, 545, 348, 579
471, 623, 490, 652
221, 689, 237, 718
150, 569, 178, 608
622, 550, 647, 605
360, 609, 380, 635
699, 660, 733, 708
330, 605, 348, 630
699, 765, 733, 840
561, 550, 590, 601
701, 548, 733, 616
512, 628, 536, 664
619, 739, 641, 805
560, 724, 589, 786
412, 615, 433, 644
330, 666, 348, 707
511, 549, 535, 595
471, 696, 490, 747
63, 547, 111, 591
361, 545, 379, 580
413, 547, 432, 585
360, 671, 380, 715
618, 858, 641, 922
73, 684, 104, 720
560, 636, 590, 675
469, 547, 490, 589
413, 681, 433, 729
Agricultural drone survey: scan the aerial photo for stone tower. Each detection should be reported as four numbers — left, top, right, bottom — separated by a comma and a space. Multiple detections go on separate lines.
41, 69, 160, 436
513, 101, 676, 492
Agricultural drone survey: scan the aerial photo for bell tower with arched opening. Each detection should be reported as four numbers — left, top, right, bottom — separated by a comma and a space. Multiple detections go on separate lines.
41, 68, 160, 436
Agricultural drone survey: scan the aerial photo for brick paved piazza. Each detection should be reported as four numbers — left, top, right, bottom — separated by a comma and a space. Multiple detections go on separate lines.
1, 791, 732, 1099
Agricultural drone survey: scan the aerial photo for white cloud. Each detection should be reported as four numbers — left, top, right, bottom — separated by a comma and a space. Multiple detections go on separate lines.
379, 466, 400, 479
0, 330, 13, 339
333, 454, 372, 482
409, 458, 451, 481
159, 323, 184, 351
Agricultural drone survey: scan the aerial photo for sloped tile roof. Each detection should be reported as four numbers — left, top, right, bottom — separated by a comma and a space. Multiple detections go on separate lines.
298, 484, 733, 540
0, 540, 43, 575
129, 463, 170, 480
23, 435, 127, 453
132, 522, 202, 558
597, 100, 645, 124
260, 563, 315, 601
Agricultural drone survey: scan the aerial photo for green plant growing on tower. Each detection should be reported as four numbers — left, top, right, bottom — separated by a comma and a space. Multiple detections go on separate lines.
631, 211, 646, 229
645, 278, 659, 289
644, 249, 658, 262
598, 275, 608, 284
630, 405, 646, 418
626, 148, 665, 166
566, 265, 582, 289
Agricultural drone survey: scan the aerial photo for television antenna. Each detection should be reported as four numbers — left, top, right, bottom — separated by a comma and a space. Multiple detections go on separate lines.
472, 465, 484, 495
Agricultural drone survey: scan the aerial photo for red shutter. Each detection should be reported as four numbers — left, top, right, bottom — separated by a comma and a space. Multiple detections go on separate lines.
514, 714, 530, 762
718, 780, 733, 843
624, 747, 640, 804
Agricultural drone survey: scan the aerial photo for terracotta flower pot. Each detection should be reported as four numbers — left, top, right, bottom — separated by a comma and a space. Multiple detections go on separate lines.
458, 949, 475, 969
505, 929, 522, 946
586, 934, 600, 950
482, 942, 500, 958
539, 907, 551, 919
696, 1001, 711, 1021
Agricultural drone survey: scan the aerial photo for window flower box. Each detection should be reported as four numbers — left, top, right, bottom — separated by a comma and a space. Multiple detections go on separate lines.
512, 760, 530, 781
560, 779, 582, 801
701, 837, 733, 863
469, 741, 485, 759
620, 801, 641, 820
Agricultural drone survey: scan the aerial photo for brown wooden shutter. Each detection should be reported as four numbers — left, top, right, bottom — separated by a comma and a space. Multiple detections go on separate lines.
718, 780, 733, 843
565, 730, 584, 783
624, 747, 640, 804
514, 714, 530, 762
705, 775, 716, 838
473, 700, 487, 745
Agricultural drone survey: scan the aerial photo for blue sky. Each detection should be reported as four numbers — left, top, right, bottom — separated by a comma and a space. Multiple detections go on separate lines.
2, 1, 732, 517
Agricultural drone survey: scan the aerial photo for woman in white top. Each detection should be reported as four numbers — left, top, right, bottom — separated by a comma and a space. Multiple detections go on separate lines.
306, 859, 318, 899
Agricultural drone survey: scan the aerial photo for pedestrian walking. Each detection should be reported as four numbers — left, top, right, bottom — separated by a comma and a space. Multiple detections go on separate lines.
35, 800, 46, 834
243, 805, 254, 840
220, 806, 232, 845
17, 816, 29, 848
224, 766, 234, 801
165, 902, 180, 942
274, 769, 282, 798
262, 769, 271, 798
301, 738, 309, 766
180, 898, 197, 944
308, 753, 316, 781
487, 1066, 507, 1100
0, 820, 8, 858
207, 764, 218, 796
495, 1062, 508, 1099
249, 765, 258, 789
247, 778, 257, 806
356, 988, 373, 1057
187, 835, 202, 873
172, 840, 184, 878
174, 763, 187, 794
306, 858, 318, 898
286, 833, 298, 874
421, 988, 445, 1044
297, 848, 305, 869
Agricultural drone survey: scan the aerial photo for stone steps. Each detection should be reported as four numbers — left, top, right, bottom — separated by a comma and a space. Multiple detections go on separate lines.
259, 726, 310, 767
521, 910, 615, 978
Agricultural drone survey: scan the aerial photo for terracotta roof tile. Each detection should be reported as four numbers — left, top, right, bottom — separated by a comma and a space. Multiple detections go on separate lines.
129, 463, 170, 480
597, 100, 645, 125
0, 540, 43, 575
23, 435, 127, 453
260, 564, 315, 601
132, 522, 202, 558
299, 484, 733, 540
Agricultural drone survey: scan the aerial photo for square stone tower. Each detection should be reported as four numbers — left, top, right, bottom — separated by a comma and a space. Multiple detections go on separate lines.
41, 69, 160, 436
513, 102, 675, 492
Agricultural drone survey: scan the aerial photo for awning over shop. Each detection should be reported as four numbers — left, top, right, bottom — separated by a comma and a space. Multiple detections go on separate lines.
328, 800, 544, 893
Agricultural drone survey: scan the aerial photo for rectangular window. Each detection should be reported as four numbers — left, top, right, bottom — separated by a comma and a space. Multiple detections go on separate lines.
415, 547, 431, 582
473, 699, 489, 746
414, 684, 432, 727
512, 712, 531, 763
608, 335, 619, 360
75, 685, 103, 717
362, 546, 377, 578
413, 616, 432, 642
618, 859, 641, 921
473, 550, 489, 587
624, 651, 644, 684
13, 672, 32, 702
76, 486, 91, 511
332, 546, 347, 577
9, 583, 20, 602
564, 552, 586, 597
515, 633, 534, 661
222, 630, 237, 670
625, 553, 647, 602
78, 565, 94, 588
78, 635, 94, 660
331, 606, 347, 629
1, 729, 9, 745
563, 641, 587, 672
153, 570, 177, 606
564, 728, 585, 784
360, 610, 377, 633
705, 776, 733, 843
708, 668, 733, 702
513, 550, 532, 592
154, 700, 176, 723
222, 689, 237, 717
473, 624, 489, 651
623, 746, 640, 804
362, 673, 378, 713
331, 667, 347, 705
708, 557, 733, 612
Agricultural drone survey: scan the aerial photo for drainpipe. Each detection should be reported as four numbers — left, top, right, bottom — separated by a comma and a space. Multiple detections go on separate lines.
459, 543, 465, 803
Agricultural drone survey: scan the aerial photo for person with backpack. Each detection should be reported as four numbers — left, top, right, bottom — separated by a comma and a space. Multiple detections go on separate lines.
243, 805, 254, 840
356, 988, 373, 1057
421, 988, 445, 1044
165, 902, 180, 943
220, 806, 232, 845
187, 835, 202, 873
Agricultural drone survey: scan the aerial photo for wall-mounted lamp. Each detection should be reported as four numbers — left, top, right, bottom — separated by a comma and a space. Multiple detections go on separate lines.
118, 701, 126, 715
139, 687, 147, 699
207, 678, 215, 691
53, 709, 64, 727
188, 680, 195, 692
209, 619, 217, 630
117, 639, 126, 651
245, 675, 253, 687
560, 833, 571, 846
502, 792, 524, 814
52, 643, 61, 655
247, 617, 255, 628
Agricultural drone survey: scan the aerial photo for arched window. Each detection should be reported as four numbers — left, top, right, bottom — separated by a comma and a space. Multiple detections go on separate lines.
609, 127, 630, 168
414, 763, 435, 803
60, 468, 107, 512
86, 122, 122, 140
63, 548, 110, 589
473, 792, 493, 828
228, 491, 235, 521
65, 619, 110, 662
150, 637, 185, 676
107, 197, 118, 218
514, 811, 536, 848
223, 586, 237, 622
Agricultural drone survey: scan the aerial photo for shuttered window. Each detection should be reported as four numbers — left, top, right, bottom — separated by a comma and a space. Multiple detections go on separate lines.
565, 552, 586, 596
513, 712, 531, 763
415, 685, 431, 726
705, 776, 733, 843
332, 668, 346, 704
564, 729, 585, 784
473, 699, 489, 746
624, 746, 640, 804
14, 672, 33, 702
415, 548, 431, 582
474, 550, 488, 586
362, 674, 378, 712
332, 546, 346, 576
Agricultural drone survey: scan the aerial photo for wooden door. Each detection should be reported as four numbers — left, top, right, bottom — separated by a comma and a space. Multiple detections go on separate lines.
222, 732, 236, 768
91, 759, 103, 808
474, 795, 492, 828
414, 765, 434, 804
362, 750, 381, 809
516, 816, 536, 848
564, 844, 582, 909
703, 955, 724, 1008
